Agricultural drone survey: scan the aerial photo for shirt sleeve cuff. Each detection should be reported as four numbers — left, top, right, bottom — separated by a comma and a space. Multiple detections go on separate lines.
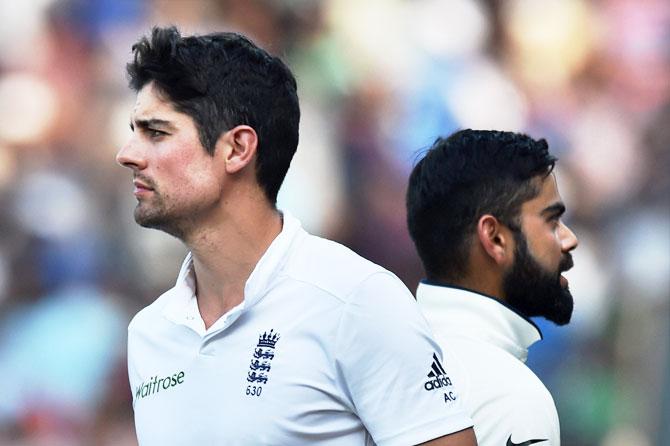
375, 412, 474, 446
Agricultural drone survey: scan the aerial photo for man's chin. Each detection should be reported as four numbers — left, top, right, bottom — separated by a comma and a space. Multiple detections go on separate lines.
505, 279, 575, 326
134, 208, 186, 239
543, 289, 574, 326
546, 312, 572, 326
134, 207, 165, 229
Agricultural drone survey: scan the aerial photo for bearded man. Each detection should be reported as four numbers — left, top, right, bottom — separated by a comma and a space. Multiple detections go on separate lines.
407, 129, 578, 446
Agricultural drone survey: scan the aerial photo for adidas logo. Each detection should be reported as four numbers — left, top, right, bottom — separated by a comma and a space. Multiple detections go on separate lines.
423, 353, 453, 391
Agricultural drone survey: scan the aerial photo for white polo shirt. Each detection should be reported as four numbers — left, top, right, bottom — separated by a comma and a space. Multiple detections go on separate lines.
417, 282, 560, 446
128, 214, 472, 445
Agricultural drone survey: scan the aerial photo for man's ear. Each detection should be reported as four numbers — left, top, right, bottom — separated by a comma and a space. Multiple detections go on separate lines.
476, 214, 514, 266
217, 125, 258, 174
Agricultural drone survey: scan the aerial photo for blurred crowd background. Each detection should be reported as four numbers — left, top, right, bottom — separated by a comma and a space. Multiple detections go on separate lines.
0, 0, 667, 445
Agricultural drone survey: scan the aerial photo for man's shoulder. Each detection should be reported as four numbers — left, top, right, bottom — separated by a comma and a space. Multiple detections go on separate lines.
446, 336, 549, 392
439, 337, 559, 443
127, 288, 175, 333
441, 335, 556, 418
284, 233, 405, 302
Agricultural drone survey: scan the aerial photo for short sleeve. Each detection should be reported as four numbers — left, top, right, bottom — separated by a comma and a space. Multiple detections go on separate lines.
334, 272, 473, 446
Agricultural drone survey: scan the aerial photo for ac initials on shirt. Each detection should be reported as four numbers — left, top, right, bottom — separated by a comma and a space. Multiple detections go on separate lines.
444, 391, 456, 402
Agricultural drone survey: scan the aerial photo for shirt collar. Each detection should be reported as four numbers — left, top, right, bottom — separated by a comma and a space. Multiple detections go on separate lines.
416, 281, 542, 362
161, 210, 304, 334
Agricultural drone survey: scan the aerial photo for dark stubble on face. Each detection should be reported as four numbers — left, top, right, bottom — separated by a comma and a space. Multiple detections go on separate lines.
503, 230, 574, 326
134, 191, 188, 240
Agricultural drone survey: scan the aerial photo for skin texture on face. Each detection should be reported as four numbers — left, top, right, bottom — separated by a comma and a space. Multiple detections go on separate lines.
116, 83, 226, 239
503, 174, 579, 325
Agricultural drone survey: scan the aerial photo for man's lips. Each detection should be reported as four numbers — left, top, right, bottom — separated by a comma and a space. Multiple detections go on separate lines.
133, 180, 153, 190
133, 179, 154, 195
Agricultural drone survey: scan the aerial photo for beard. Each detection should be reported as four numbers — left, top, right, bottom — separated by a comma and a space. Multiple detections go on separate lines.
133, 190, 195, 240
503, 231, 574, 325
135, 204, 183, 240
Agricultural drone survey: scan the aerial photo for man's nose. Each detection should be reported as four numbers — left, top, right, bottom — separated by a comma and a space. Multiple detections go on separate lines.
116, 138, 147, 170
559, 221, 578, 252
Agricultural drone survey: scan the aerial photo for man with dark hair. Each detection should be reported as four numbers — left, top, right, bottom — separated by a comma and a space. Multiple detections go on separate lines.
407, 129, 579, 445
117, 26, 476, 445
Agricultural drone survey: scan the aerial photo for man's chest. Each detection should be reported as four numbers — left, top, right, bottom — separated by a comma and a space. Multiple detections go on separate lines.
130, 316, 364, 445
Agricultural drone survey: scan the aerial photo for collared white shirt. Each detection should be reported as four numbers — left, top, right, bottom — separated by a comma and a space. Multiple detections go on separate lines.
128, 213, 472, 445
417, 282, 560, 446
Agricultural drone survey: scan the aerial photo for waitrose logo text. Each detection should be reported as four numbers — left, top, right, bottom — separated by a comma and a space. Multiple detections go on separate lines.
135, 371, 185, 399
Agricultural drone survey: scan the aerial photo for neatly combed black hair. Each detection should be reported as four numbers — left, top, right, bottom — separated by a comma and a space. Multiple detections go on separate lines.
127, 26, 300, 204
406, 129, 557, 281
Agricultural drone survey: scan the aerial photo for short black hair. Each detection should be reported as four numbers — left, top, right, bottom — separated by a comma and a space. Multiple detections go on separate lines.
406, 129, 557, 281
126, 26, 300, 204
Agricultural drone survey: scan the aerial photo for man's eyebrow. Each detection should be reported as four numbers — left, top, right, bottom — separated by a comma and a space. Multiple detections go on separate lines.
541, 202, 566, 218
130, 118, 176, 131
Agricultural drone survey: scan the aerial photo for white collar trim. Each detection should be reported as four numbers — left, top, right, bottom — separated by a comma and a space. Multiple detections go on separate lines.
161, 210, 303, 336
416, 282, 542, 362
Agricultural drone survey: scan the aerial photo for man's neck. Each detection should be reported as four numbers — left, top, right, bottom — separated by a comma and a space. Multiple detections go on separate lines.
184, 201, 283, 329
448, 273, 504, 303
